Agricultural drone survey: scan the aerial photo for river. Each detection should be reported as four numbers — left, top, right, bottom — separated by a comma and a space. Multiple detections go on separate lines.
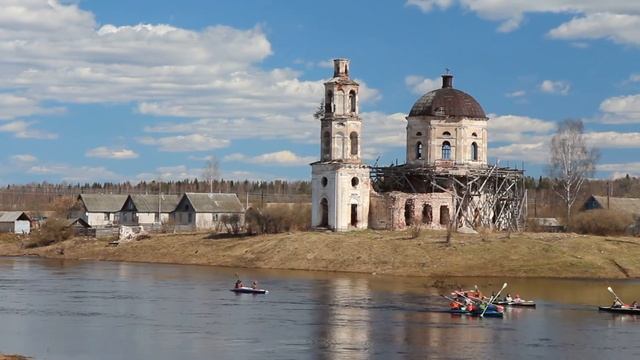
0, 257, 639, 359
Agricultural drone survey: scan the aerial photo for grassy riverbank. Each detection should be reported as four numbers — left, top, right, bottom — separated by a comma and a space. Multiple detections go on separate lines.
1, 230, 640, 279
0, 354, 29, 360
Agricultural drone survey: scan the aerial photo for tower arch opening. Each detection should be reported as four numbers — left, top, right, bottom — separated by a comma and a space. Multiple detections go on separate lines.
442, 141, 451, 160
320, 198, 329, 227
350, 131, 359, 156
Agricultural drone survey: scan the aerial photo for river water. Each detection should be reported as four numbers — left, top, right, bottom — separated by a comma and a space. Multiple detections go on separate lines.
1, 257, 639, 360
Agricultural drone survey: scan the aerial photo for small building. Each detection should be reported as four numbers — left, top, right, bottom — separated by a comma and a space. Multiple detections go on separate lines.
0, 211, 32, 234
583, 195, 640, 217
529, 218, 565, 232
173, 193, 244, 231
72, 194, 128, 227
64, 217, 92, 236
119, 194, 180, 225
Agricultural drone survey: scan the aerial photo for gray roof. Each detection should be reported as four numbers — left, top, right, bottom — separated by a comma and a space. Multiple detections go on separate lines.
183, 193, 244, 213
0, 211, 31, 222
591, 195, 640, 215
65, 217, 91, 228
79, 194, 128, 212
129, 194, 180, 213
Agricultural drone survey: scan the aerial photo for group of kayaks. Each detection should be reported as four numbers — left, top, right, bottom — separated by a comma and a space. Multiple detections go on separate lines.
443, 282, 534, 318
444, 284, 638, 318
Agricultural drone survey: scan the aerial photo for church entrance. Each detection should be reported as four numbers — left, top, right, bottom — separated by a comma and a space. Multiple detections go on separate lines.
320, 198, 329, 227
440, 205, 450, 225
404, 199, 415, 226
351, 204, 358, 227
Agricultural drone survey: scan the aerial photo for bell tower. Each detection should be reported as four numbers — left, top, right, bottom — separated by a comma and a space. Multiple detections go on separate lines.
311, 58, 370, 231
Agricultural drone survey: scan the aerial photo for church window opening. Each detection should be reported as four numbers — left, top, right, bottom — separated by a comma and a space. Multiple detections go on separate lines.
321, 177, 328, 187
350, 132, 358, 156
322, 131, 331, 159
351, 204, 358, 226
435, 107, 446, 116
349, 90, 357, 113
416, 141, 423, 160
320, 198, 329, 227
351, 177, 359, 187
416, 132, 422, 136
336, 132, 346, 158
472, 132, 478, 137
442, 131, 451, 137
404, 199, 415, 226
440, 205, 450, 225
422, 204, 432, 224
471, 142, 478, 161
442, 141, 451, 160
325, 91, 333, 113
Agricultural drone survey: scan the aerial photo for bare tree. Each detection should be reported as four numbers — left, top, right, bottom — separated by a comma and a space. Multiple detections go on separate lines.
547, 119, 599, 224
202, 156, 220, 193
313, 99, 324, 120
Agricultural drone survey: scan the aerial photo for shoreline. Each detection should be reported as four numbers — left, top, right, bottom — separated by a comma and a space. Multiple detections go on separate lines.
1, 230, 640, 279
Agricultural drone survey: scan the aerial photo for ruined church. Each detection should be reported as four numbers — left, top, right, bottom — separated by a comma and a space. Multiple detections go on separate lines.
311, 59, 526, 232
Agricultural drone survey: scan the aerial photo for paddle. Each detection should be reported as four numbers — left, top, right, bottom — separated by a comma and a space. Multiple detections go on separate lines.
608, 286, 625, 306
441, 294, 465, 307
481, 282, 507, 318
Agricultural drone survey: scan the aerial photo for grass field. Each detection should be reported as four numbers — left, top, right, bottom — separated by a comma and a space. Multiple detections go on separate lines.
1, 229, 640, 279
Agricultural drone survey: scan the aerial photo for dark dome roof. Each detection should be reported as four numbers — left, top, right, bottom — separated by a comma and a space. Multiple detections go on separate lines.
408, 75, 486, 119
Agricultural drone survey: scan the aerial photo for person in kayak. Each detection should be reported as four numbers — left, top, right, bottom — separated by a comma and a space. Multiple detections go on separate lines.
234, 280, 244, 289
514, 294, 522, 303
251, 280, 258, 289
505, 294, 513, 302
611, 298, 624, 308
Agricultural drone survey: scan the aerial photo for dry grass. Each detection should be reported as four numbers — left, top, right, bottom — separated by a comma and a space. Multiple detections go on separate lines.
0, 354, 30, 360
2, 229, 640, 279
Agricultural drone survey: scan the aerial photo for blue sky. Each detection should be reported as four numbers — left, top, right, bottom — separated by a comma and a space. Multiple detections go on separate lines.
1, 0, 640, 184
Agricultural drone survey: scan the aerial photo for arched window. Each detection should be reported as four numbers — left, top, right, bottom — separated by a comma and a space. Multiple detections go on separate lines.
440, 205, 450, 225
404, 199, 414, 226
422, 204, 432, 224
471, 132, 478, 138
322, 131, 331, 160
471, 142, 478, 161
442, 131, 451, 137
349, 90, 356, 113
336, 132, 346, 158
442, 141, 451, 160
416, 141, 423, 160
350, 132, 358, 156
320, 198, 329, 227
325, 91, 333, 113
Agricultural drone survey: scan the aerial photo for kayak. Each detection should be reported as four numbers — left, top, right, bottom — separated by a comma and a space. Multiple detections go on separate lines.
230, 287, 268, 294
598, 306, 640, 315
494, 300, 536, 307
446, 308, 504, 318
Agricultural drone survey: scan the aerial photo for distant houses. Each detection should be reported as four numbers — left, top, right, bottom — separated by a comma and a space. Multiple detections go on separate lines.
0, 211, 32, 234
173, 193, 245, 230
69, 192, 244, 231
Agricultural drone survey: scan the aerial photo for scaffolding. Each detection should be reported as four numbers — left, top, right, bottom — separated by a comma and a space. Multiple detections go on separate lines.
370, 163, 527, 231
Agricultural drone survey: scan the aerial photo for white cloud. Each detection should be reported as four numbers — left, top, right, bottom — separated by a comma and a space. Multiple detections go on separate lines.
138, 134, 230, 152
488, 114, 555, 142
405, 75, 441, 95
540, 80, 571, 95
85, 146, 139, 159
224, 150, 316, 166
548, 13, 640, 46
10, 154, 37, 162
0, 120, 57, 139
27, 164, 121, 182
505, 90, 526, 98
406, 0, 454, 12
599, 94, 640, 123
0, 94, 63, 120
585, 131, 640, 148
491, 142, 548, 164
628, 74, 640, 83
598, 162, 640, 178
406, 0, 640, 44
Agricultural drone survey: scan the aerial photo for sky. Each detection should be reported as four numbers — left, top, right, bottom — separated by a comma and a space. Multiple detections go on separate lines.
1, 0, 640, 184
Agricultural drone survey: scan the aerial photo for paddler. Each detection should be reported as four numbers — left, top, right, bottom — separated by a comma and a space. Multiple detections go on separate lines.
611, 298, 624, 308
505, 294, 513, 302
234, 279, 243, 289
251, 280, 258, 289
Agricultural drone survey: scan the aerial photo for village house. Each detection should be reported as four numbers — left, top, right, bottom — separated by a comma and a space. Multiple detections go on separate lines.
583, 195, 640, 217
0, 211, 32, 234
172, 193, 244, 231
119, 194, 180, 226
72, 194, 128, 227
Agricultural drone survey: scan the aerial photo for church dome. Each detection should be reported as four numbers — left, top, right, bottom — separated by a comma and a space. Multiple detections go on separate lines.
408, 74, 486, 119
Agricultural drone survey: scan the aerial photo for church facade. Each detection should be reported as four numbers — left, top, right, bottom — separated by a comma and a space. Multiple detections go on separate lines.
311, 59, 526, 232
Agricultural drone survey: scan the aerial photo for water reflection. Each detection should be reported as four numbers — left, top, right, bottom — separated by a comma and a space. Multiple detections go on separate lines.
0, 257, 640, 359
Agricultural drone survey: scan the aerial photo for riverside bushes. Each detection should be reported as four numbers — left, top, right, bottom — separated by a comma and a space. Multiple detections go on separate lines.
245, 203, 311, 235
24, 218, 73, 248
570, 209, 634, 236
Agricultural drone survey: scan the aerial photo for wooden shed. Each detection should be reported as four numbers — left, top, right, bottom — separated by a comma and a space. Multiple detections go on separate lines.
173, 193, 244, 231
0, 211, 32, 234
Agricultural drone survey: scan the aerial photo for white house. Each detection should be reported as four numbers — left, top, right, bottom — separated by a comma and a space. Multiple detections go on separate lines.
120, 194, 180, 225
173, 193, 244, 231
73, 194, 128, 227
0, 211, 32, 234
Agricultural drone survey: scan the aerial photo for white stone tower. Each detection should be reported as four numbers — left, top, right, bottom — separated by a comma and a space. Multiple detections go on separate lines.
311, 58, 370, 231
